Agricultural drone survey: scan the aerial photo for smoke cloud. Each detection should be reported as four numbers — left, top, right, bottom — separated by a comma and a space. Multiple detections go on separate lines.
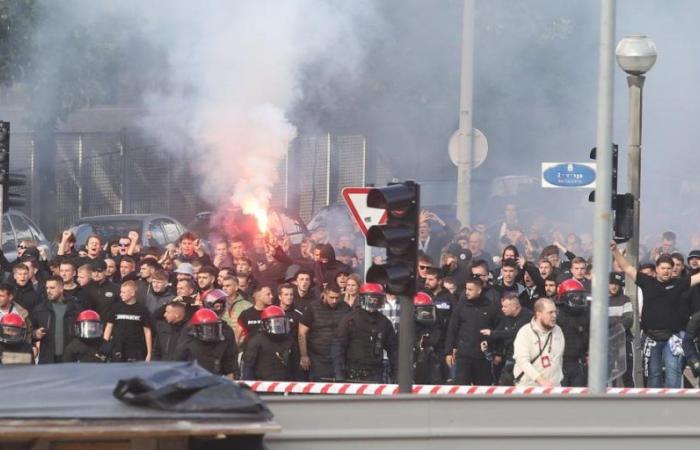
13, 0, 700, 253
134, 0, 378, 219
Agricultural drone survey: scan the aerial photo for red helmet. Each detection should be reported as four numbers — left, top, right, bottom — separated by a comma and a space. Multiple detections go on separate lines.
359, 283, 384, 295
413, 292, 433, 306
202, 289, 227, 316
413, 292, 437, 325
74, 309, 103, 339
189, 308, 224, 342
0, 313, 26, 345
261, 305, 291, 336
556, 278, 588, 310
260, 305, 285, 320
359, 283, 385, 313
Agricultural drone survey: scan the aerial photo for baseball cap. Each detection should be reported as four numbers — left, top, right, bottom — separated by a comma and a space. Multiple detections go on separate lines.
174, 262, 194, 277
609, 272, 624, 287
91, 260, 107, 272
688, 250, 700, 262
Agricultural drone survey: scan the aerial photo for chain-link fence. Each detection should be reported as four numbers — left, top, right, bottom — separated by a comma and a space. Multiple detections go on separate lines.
12, 130, 206, 233
292, 134, 368, 222
11, 130, 370, 233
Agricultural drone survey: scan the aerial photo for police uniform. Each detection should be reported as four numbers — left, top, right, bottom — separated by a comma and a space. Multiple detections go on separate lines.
62, 338, 110, 363
176, 325, 239, 377
557, 304, 589, 387
0, 342, 33, 365
332, 308, 397, 382
242, 332, 297, 381
414, 320, 444, 384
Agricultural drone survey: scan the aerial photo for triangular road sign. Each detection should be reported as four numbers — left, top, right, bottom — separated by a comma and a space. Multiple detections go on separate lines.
342, 187, 388, 237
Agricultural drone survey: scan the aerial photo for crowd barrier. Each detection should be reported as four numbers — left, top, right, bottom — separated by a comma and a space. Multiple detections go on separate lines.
240, 380, 700, 396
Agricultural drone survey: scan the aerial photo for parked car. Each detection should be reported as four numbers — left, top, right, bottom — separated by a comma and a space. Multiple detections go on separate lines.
67, 214, 187, 248
1, 209, 52, 261
306, 204, 356, 235
188, 208, 308, 247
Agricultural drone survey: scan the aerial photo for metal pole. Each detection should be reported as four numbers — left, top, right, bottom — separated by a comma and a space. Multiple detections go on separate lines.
623, 75, 645, 387
589, 0, 616, 394
364, 241, 372, 280
0, 183, 3, 256
397, 295, 414, 393
456, 0, 474, 227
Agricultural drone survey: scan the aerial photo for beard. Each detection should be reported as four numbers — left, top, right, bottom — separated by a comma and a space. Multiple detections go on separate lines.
539, 320, 554, 331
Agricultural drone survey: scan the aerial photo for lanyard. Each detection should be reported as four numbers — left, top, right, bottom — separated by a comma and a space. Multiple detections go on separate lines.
531, 323, 553, 356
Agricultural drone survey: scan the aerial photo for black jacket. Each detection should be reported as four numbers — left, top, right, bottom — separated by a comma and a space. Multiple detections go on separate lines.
445, 296, 499, 359
557, 305, 589, 360
518, 262, 546, 310
683, 311, 700, 363
86, 279, 120, 319
301, 300, 351, 363
332, 308, 397, 379
242, 332, 298, 381
175, 325, 239, 377
488, 307, 533, 359
62, 338, 110, 363
9, 281, 41, 312
30, 298, 82, 364
152, 319, 189, 361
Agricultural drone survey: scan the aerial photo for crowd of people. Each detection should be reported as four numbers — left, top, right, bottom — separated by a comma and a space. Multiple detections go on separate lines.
0, 203, 699, 389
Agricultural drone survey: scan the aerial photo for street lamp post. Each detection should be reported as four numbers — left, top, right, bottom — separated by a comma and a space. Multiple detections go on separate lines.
455, 0, 475, 228
615, 35, 657, 387
588, 0, 616, 395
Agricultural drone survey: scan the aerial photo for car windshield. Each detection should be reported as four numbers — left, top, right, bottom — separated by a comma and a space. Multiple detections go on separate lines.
72, 220, 142, 246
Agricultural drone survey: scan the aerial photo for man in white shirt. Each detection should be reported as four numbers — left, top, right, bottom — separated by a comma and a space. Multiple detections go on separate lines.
513, 298, 565, 387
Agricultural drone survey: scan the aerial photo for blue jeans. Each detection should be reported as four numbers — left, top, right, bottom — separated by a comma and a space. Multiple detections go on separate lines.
644, 336, 682, 388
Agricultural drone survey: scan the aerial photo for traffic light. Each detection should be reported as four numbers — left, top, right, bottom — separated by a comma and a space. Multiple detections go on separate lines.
613, 193, 634, 243
588, 143, 618, 205
0, 121, 26, 213
365, 181, 420, 296
588, 143, 633, 243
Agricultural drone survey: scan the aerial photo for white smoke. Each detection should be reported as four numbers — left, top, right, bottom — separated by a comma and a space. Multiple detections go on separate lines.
135, 0, 377, 218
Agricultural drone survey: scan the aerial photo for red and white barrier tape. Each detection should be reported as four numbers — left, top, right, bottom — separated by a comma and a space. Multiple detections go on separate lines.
240, 380, 700, 396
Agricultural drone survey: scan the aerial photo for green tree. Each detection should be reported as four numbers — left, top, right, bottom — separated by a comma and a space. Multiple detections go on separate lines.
0, 0, 38, 88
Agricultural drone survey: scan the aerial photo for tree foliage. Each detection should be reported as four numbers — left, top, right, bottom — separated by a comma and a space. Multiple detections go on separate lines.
0, 0, 39, 88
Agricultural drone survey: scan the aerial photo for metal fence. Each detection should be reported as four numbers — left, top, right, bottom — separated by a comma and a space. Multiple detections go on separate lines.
292, 134, 368, 222
13, 131, 205, 233
11, 130, 371, 233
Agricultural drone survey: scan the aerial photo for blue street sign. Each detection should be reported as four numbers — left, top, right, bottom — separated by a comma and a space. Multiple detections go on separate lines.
541, 162, 597, 188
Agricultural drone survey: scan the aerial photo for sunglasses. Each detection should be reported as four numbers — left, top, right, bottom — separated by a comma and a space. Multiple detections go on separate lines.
17, 245, 26, 249
419, 265, 431, 270
472, 273, 487, 278
118, 243, 129, 247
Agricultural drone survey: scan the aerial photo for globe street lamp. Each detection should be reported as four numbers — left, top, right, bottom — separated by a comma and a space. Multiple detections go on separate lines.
615, 35, 657, 387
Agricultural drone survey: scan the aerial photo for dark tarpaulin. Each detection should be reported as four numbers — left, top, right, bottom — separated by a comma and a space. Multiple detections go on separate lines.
0, 361, 272, 421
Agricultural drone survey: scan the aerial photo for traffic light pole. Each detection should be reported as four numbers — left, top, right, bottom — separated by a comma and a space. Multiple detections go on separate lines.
589, 0, 616, 395
365, 181, 420, 394
0, 183, 3, 244
397, 295, 414, 393
624, 74, 645, 387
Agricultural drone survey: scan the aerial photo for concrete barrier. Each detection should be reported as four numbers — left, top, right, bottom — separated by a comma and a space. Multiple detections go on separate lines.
264, 394, 700, 449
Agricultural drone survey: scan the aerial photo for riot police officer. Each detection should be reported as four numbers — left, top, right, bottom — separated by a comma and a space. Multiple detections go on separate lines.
242, 305, 297, 381
413, 292, 444, 384
0, 313, 33, 364
176, 308, 239, 379
202, 289, 228, 317
332, 283, 397, 382
555, 278, 590, 387
63, 310, 111, 362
